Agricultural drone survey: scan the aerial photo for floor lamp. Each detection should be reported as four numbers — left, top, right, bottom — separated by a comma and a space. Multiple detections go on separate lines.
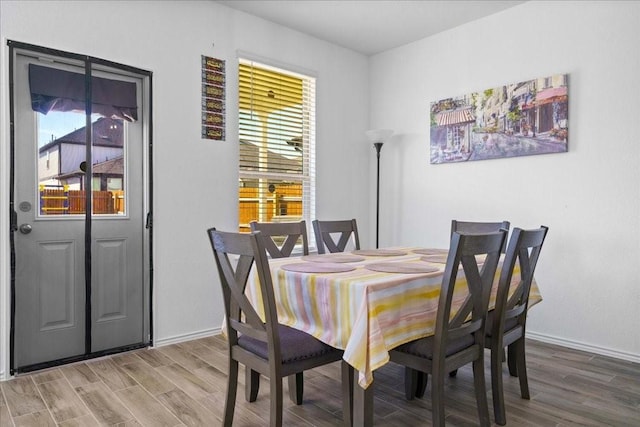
365, 129, 394, 248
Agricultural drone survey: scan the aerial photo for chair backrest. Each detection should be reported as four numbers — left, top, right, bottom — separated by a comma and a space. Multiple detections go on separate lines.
207, 228, 282, 358
249, 220, 309, 258
435, 230, 507, 357
492, 226, 548, 336
312, 219, 360, 254
451, 220, 511, 253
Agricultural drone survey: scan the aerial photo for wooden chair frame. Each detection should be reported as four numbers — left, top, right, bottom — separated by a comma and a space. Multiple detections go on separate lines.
249, 220, 309, 258
451, 219, 511, 253
312, 218, 360, 254
390, 230, 507, 427
207, 228, 346, 427
485, 226, 548, 425
246, 220, 309, 404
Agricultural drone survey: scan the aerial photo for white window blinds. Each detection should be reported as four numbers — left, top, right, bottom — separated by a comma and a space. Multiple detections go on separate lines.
238, 59, 315, 231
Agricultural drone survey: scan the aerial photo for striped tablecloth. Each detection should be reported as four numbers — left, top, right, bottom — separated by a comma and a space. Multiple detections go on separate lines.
246, 247, 542, 388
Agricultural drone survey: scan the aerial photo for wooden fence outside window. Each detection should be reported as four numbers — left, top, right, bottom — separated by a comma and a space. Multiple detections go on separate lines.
39, 186, 123, 215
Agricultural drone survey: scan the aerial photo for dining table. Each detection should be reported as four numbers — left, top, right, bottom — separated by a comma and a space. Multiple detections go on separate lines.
245, 246, 542, 426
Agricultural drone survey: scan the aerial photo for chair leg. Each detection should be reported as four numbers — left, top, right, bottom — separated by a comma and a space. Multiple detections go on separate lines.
472, 356, 491, 427
431, 367, 446, 427
341, 361, 354, 427
246, 368, 260, 402
224, 359, 239, 427
416, 371, 428, 398
405, 368, 428, 399
491, 347, 507, 426
270, 375, 283, 427
404, 367, 417, 400
288, 373, 303, 405
514, 338, 530, 399
507, 343, 518, 377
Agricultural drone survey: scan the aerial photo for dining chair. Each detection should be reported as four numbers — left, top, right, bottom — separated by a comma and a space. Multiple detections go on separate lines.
312, 218, 360, 254
451, 219, 511, 253
390, 230, 507, 427
249, 220, 309, 258
444, 220, 510, 381
207, 228, 346, 427
485, 226, 548, 425
247, 220, 308, 403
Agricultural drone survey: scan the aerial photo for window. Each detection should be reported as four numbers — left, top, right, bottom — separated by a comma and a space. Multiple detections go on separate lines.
37, 112, 128, 215
238, 59, 315, 233
31, 62, 137, 216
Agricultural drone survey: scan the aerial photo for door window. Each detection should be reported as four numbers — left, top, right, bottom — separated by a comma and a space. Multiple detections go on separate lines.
30, 61, 136, 217
37, 111, 129, 217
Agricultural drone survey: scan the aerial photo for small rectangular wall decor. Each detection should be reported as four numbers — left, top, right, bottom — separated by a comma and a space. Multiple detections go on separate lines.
430, 73, 568, 164
201, 55, 226, 140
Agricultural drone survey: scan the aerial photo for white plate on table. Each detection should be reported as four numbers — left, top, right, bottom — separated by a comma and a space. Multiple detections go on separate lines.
365, 262, 440, 274
421, 254, 487, 264
301, 254, 365, 263
421, 254, 449, 264
412, 248, 448, 255
281, 263, 356, 273
352, 249, 408, 256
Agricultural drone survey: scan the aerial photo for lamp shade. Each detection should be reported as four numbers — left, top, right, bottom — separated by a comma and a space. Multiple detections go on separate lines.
365, 129, 393, 143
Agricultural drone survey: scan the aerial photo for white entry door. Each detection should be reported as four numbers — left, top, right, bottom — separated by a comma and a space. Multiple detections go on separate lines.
11, 46, 151, 372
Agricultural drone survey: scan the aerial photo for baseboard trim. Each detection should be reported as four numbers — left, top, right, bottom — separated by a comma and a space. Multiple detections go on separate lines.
527, 331, 640, 364
147, 328, 640, 364
152, 327, 222, 348
0, 328, 224, 381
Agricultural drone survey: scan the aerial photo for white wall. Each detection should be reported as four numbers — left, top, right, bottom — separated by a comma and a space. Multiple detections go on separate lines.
369, 1, 640, 361
2, 0, 637, 382
0, 1, 370, 379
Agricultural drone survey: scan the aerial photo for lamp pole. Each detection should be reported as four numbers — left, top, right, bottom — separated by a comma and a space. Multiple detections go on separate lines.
374, 142, 383, 249
366, 129, 393, 249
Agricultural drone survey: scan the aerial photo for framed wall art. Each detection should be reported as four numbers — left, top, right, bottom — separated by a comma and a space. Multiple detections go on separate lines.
430, 73, 568, 164
201, 55, 226, 140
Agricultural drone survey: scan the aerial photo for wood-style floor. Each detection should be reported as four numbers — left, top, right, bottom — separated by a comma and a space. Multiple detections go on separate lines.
1, 336, 638, 426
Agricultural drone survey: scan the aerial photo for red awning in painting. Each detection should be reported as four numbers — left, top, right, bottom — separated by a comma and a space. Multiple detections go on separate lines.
436, 108, 475, 126
522, 86, 568, 109
537, 86, 567, 102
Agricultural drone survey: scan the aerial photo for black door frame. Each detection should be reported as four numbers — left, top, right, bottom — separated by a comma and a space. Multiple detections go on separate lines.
7, 40, 154, 375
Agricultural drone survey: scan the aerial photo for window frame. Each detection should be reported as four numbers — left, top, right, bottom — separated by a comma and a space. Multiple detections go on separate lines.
237, 54, 316, 247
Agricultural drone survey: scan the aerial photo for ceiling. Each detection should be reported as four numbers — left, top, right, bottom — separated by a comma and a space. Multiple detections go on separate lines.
217, 0, 526, 56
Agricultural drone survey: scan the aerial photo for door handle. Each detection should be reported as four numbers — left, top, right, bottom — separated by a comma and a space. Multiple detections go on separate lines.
19, 224, 32, 234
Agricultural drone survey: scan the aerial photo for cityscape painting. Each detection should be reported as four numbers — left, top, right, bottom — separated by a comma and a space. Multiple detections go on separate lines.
430, 74, 568, 164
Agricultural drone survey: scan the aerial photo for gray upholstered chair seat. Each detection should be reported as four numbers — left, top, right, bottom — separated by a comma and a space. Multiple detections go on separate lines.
394, 334, 475, 359
239, 325, 340, 364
